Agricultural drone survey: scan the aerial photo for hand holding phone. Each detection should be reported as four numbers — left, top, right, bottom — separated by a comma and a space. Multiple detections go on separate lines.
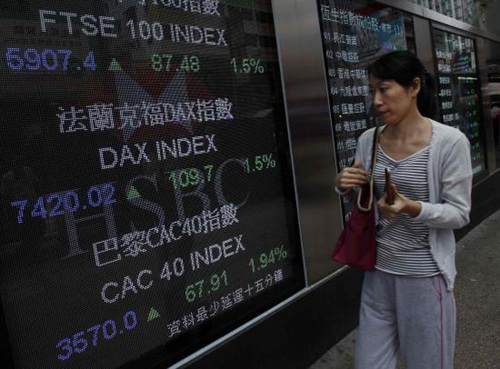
385, 168, 395, 205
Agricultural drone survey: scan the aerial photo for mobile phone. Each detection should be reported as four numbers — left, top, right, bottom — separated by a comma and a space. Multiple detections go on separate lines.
385, 168, 395, 205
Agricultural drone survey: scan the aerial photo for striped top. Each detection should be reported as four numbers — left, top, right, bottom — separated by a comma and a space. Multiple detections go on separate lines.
373, 134, 440, 277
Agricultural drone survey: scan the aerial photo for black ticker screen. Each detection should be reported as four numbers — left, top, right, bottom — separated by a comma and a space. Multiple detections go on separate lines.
317, 0, 414, 219
0, 1, 305, 368
433, 28, 486, 175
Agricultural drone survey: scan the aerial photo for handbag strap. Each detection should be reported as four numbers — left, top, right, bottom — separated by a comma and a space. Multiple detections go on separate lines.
357, 127, 380, 212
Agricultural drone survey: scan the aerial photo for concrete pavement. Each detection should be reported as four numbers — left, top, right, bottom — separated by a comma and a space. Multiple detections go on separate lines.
310, 209, 500, 369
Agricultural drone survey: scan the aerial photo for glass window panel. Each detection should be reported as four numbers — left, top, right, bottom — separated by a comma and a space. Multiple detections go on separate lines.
317, 0, 415, 217
484, 39, 500, 170
433, 28, 487, 175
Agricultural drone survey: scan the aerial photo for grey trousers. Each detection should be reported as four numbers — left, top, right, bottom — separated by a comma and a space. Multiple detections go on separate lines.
355, 270, 456, 369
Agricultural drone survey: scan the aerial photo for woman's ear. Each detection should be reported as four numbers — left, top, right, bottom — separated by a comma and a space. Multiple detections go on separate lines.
410, 77, 421, 97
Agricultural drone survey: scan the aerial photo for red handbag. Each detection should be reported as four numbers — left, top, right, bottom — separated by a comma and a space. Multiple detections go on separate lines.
332, 127, 379, 271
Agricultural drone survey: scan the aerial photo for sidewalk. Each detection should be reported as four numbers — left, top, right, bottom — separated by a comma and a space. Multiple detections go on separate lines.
310, 209, 500, 369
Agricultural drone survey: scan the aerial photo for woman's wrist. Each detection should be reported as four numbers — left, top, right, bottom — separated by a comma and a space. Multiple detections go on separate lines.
402, 199, 422, 217
335, 178, 347, 193
335, 184, 350, 196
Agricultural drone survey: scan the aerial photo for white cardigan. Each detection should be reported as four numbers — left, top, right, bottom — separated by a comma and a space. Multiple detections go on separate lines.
346, 119, 473, 290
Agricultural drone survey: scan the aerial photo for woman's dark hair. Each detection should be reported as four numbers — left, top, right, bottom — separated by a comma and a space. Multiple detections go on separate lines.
368, 51, 437, 119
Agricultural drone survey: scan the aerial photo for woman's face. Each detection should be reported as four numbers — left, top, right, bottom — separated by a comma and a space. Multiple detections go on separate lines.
369, 75, 420, 125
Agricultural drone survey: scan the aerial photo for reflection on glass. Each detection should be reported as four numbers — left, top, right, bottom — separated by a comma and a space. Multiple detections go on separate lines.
0, 1, 304, 368
433, 28, 486, 175
406, 0, 476, 26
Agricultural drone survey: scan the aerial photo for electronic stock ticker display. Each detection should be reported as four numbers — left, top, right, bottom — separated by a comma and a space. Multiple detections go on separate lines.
318, 0, 414, 218
0, 1, 304, 368
433, 28, 486, 175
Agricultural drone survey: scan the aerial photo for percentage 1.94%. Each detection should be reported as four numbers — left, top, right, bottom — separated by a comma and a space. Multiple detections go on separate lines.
249, 246, 289, 273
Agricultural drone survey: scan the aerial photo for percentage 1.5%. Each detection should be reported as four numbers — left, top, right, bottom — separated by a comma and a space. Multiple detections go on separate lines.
230, 58, 265, 74
243, 154, 276, 173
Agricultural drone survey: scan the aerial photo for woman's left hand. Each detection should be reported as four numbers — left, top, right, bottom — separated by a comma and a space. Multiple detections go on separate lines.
378, 183, 410, 220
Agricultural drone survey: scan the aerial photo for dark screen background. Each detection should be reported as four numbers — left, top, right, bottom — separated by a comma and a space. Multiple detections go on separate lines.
433, 28, 487, 175
0, 1, 304, 368
317, 0, 414, 219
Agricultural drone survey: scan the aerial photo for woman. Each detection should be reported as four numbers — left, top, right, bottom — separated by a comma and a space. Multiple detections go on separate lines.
335, 51, 472, 369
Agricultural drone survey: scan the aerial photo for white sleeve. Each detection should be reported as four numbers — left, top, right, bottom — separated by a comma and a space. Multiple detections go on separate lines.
413, 135, 472, 229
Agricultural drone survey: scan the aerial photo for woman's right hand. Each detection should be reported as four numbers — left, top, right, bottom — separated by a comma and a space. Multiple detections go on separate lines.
335, 160, 368, 192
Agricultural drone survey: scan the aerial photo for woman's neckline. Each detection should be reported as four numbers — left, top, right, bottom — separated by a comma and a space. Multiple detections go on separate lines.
377, 118, 434, 162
